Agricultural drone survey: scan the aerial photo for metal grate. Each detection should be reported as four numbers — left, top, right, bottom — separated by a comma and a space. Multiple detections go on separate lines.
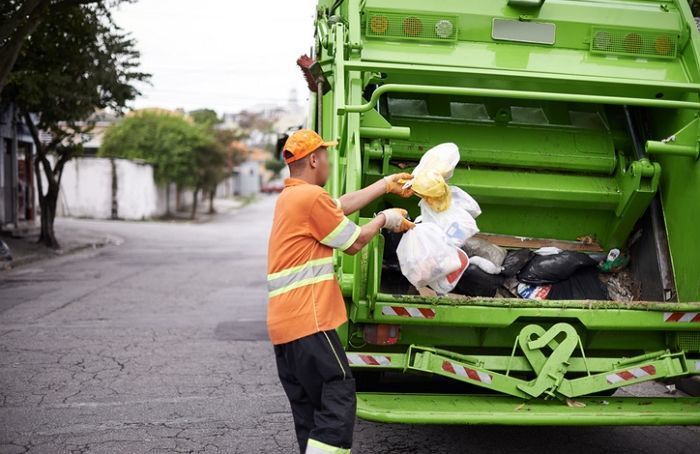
365, 10, 458, 43
590, 27, 677, 59
677, 332, 700, 353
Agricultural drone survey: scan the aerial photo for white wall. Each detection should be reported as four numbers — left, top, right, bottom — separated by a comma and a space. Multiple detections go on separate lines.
115, 159, 159, 219
58, 157, 167, 220
56, 157, 246, 220
58, 158, 113, 219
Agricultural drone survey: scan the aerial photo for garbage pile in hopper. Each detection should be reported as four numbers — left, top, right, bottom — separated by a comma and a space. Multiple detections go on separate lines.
394, 143, 635, 300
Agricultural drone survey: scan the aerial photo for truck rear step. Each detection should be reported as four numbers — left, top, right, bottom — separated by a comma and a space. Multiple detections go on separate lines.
356, 393, 700, 425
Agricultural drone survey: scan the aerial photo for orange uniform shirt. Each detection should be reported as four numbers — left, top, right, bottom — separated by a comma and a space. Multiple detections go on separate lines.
266, 178, 361, 345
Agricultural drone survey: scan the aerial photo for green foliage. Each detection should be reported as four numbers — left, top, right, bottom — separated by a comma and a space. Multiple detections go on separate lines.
189, 108, 221, 129
100, 111, 211, 187
4, 2, 148, 134
265, 158, 285, 176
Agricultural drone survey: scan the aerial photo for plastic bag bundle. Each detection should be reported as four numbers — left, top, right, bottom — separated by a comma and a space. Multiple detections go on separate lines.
517, 251, 598, 284
412, 142, 460, 180
412, 171, 451, 212
451, 186, 481, 219
427, 248, 469, 294
419, 196, 479, 247
396, 223, 468, 293
411, 143, 460, 212
463, 237, 505, 266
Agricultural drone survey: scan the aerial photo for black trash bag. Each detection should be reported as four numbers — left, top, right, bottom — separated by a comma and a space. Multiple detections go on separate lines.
501, 249, 534, 277
453, 263, 505, 297
548, 267, 609, 300
382, 230, 404, 273
517, 251, 597, 284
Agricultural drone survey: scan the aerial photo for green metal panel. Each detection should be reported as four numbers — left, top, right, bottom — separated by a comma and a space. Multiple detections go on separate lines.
314, 0, 700, 423
356, 394, 700, 425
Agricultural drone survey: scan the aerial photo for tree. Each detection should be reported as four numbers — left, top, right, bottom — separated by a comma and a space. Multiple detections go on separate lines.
0, 1, 109, 94
2, 1, 148, 248
189, 108, 220, 130
190, 139, 226, 218
100, 111, 211, 216
190, 110, 247, 214
265, 158, 285, 177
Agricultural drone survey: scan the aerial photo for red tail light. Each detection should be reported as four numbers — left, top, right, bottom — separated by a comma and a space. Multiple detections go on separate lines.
363, 324, 400, 345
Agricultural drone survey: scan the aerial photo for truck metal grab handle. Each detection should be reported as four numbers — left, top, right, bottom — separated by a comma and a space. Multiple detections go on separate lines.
337, 83, 700, 114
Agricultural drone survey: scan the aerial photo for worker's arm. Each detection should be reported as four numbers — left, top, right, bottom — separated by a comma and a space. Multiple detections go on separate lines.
311, 193, 413, 256
337, 173, 414, 215
343, 213, 385, 256
344, 209, 414, 256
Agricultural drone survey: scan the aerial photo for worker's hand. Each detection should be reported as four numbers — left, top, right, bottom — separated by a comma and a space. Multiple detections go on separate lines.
384, 173, 414, 198
380, 208, 415, 233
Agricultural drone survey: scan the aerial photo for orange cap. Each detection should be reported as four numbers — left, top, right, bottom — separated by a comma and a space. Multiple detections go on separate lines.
282, 129, 338, 164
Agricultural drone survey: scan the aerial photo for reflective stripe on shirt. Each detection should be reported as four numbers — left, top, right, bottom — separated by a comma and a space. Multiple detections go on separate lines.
267, 257, 335, 297
320, 217, 361, 251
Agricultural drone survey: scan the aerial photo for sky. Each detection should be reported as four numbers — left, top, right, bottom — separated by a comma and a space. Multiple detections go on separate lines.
112, 0, 318, 114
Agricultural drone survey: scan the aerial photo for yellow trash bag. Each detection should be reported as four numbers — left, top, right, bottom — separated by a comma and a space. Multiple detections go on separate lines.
410, 143, 460, 212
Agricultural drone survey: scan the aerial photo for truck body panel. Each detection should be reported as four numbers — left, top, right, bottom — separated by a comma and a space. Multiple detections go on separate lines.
311, 0, 700, 424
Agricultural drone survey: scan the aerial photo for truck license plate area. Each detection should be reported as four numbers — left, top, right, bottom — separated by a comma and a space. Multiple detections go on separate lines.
491, 18, 555, 45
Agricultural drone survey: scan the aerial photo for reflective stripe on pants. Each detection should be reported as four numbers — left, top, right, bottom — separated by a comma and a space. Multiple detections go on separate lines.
306, 438, 351, 454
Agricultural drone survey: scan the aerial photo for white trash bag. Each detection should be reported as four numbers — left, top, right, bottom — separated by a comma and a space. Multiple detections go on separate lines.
412, 142, 460, 181
426, 248, 470, 294
397, 223, 467, 292
450, 186, 481, 219
419, 197, 479, 247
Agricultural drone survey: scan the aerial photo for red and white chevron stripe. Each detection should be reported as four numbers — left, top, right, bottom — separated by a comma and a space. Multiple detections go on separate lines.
381, 306, 436, 319
606, 365, 656, 384
663, 312, 700, 322
441, 360, 492, 384
346, 353, 391, 366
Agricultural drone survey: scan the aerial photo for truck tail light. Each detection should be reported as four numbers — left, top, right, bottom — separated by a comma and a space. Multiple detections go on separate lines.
369, 15, 389, 35
403, 17, 423, 37
364, 324, 400, 345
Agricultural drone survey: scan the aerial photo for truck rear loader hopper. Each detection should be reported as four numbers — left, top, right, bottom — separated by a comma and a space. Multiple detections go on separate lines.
311, 0, 700, 424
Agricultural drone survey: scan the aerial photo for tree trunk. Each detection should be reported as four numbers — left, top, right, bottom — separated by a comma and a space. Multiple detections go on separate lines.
23, 111, 67, 250
164, 183, 171, 216
190, 187, 200, 220
37, 182, 60, 249
208, 190, 215, 214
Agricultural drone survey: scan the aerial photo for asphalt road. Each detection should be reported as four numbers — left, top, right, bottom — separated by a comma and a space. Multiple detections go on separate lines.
1, 195, 699, 453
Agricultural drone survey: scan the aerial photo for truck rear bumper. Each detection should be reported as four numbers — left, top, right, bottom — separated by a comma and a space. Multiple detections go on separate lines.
356, 393, 700, 425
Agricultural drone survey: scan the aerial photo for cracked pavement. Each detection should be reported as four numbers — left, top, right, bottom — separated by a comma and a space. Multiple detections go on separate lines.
1, 195, 699, 453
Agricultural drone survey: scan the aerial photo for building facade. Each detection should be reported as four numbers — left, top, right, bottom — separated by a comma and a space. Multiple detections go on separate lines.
0, 103, 37, 233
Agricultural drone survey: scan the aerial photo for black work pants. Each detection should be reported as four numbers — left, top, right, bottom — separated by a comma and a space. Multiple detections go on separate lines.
274, 329, 356, 453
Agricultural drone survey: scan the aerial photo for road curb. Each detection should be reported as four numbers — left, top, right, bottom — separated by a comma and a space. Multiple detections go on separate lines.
2, 234, 123, 271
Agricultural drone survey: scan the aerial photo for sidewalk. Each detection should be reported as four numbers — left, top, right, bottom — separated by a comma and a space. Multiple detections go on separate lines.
1, 222, 122, 270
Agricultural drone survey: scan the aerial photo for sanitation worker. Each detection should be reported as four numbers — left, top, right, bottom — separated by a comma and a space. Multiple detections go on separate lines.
267, 129, 414, 453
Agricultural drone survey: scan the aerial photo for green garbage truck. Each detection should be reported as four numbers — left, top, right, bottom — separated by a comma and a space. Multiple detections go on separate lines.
307, 0, 700, 424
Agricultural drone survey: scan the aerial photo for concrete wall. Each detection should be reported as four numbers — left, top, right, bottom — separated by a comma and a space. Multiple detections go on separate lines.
235, 161, 261, 197
58, 157, 113, 219
115, 159, 159, 220
57, 157, 163, 220
56, 157, 241, 220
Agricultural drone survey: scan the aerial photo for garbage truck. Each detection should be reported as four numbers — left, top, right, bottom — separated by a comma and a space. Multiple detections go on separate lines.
305, 0, 700, 424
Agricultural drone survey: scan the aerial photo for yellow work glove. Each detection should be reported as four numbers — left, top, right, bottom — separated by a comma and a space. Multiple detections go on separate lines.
384, 173, 414, 198
380, 208, 416, 233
